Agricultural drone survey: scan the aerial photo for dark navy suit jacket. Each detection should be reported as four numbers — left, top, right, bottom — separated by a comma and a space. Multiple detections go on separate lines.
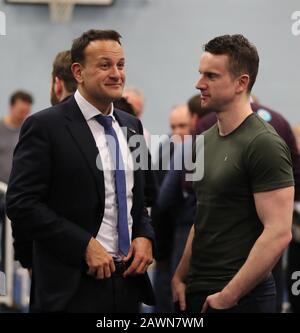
6, 96, 155, 311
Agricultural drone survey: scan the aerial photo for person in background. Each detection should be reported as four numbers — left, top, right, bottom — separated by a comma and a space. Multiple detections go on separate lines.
168, 104, 191, 142
152, 104, 192, 312
0, 91, 33, 184
50, 50, 77, 105
0, 91, 33, 292
123, 87, 151, 147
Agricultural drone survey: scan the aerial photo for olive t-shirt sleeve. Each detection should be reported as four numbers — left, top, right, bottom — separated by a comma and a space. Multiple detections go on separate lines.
245, 132, 295, 193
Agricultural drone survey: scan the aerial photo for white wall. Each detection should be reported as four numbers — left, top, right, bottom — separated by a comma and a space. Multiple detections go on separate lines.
0, 0, 300, 134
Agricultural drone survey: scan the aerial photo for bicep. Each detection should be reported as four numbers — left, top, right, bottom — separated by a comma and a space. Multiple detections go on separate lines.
254, 186, 294, 231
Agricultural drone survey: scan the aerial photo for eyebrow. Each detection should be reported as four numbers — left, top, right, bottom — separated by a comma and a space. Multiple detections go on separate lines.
99, 57, 125, 61
199, 70, 220, 76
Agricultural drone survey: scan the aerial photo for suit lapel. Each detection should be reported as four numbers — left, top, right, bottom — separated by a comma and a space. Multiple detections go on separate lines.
64, 97, 105, 204
113, 110, 137, 149
114, 110, 141, 198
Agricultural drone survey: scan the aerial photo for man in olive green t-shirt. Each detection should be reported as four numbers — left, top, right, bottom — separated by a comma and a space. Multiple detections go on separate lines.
172, 35, 294, 313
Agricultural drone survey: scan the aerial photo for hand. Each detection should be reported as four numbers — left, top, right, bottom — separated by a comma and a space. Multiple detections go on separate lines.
85, 237, 115, 279
123, 237, 153, 277
171, 276, 187, 311
201, 291, 237, 313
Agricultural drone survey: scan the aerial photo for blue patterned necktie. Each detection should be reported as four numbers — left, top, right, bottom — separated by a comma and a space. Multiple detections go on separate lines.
94, 114, 130, 256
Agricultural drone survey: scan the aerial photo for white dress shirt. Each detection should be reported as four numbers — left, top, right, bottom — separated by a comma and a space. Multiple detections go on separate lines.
74, 90, 134, 257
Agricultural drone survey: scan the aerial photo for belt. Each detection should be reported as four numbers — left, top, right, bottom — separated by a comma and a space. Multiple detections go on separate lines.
113, 260, 129, 276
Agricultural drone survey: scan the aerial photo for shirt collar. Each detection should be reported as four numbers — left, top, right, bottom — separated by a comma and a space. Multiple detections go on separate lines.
74, 90, 116, 122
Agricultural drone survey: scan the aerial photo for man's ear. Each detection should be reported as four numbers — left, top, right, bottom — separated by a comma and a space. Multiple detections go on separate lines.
236, 74, 250, 94
54, 77, 63, 98
71, 63, 84, 84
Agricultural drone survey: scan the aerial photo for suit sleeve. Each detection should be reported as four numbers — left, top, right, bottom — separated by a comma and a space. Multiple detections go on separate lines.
6, 115, 91, 268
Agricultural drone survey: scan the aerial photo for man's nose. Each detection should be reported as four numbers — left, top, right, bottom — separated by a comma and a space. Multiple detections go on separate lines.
196, 75, 206, 90
110, 65, 121, 79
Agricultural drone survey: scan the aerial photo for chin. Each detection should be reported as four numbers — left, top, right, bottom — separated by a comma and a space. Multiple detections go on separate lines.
110, 92, 123, 100
201, 102, 211, 110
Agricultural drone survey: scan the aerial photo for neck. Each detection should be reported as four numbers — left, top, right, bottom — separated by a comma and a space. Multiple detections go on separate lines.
4, 114, 22, 129
78, 87, 112, 115
216, 96, 253, 136
59, 90, 72, 103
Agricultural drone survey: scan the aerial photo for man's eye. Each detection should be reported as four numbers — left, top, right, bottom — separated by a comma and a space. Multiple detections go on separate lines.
118, 63, 124, 69
207, 73, 216, 79
101, 63, 109, 69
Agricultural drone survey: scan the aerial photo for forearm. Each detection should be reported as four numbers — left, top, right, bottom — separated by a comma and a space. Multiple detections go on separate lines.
173, 225, 194, 281
221, 227, 291, 303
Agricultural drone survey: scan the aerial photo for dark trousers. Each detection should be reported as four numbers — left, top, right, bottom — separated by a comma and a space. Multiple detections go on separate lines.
153, 224, 192, 313
179, 275, 276, 313
272, 257, 284, 312
153, 259, 174, 313
66, 271, 141, 313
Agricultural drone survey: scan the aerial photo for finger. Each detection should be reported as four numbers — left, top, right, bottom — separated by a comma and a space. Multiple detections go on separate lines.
201, 300, 209, 313
123, 246, 133, 262
96, 267, 104, 280
172, 290, 178, 303
140, 258, 153, 274
123, 257, 141, 277
87, 267, 96, 276
103, 263, 111, 279
135, 260, 148, 274
110, 260, 116, 273
140, 264, 149, 274
179, 291, 186, 311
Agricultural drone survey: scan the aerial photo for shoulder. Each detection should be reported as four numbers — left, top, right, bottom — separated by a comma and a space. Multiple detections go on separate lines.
250, 131, 288, 150
114, 108, 139, 123
114, 108, 143, 132
244, 113, 279, 139
28, 103, 63, 122
248, 113, 286, 145
245, 128, 291, 165
239, 114, 291, 164
20, 99, 71, 139
24, 98, 71, 127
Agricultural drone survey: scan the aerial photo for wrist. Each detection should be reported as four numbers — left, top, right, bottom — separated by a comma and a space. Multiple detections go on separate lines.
172, 271, 186, 285
220, 286, 239, 306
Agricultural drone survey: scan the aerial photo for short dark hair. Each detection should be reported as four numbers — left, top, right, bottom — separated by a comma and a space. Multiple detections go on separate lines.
71, 29, 122, 64
204, 34, 259, 93
10, 91, 33, 106
188, 94, 213, 119
52, 50, 77, 93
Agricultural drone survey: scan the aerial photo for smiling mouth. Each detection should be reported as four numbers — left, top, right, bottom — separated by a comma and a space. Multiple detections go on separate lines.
106, 84, 123, 88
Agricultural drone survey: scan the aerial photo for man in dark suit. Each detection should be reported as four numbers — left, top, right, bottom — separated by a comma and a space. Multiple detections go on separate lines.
6, 29, 155, 313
